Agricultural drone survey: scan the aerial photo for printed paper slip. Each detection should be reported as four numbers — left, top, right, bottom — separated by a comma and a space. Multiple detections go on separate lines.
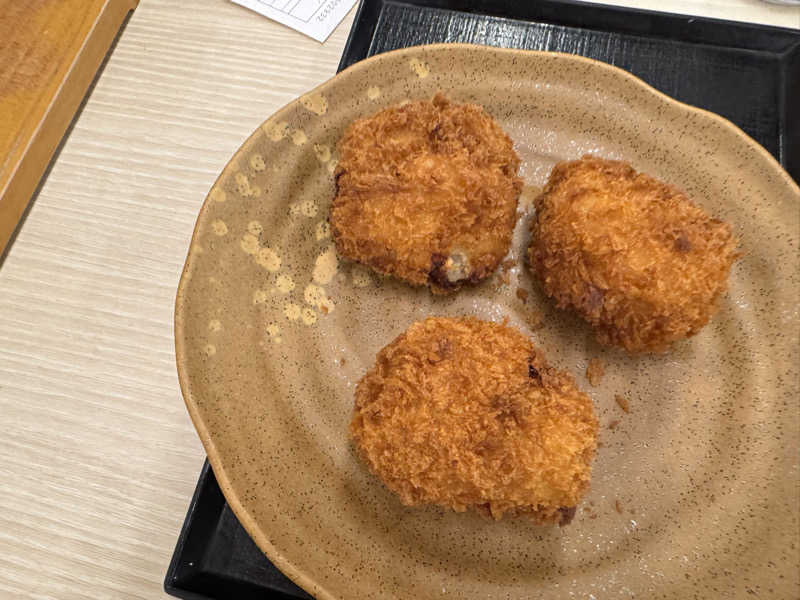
232, 0, 357, 42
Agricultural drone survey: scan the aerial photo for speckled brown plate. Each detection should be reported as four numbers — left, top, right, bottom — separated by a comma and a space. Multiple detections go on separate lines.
175, 44, 800, 600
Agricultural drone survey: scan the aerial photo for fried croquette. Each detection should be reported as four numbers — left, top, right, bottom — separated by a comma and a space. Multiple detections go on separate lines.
350, 317, 598, 524
331, 94, 522, 294
528, 156, 738, 353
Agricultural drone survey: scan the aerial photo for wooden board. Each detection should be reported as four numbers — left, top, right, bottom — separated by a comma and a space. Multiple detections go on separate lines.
0, 0, 138, 255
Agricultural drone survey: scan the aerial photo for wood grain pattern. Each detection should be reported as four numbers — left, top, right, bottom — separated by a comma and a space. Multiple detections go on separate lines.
0, 1, 795, 599
0, 0, 139, 255
0, 2, 355, 598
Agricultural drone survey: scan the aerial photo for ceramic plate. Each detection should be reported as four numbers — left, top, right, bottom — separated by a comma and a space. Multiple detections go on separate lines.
175, 44, 800, 600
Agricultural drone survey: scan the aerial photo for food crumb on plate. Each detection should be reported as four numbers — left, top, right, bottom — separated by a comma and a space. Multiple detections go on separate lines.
586, 358, 605, 386
525, 308, 544, 330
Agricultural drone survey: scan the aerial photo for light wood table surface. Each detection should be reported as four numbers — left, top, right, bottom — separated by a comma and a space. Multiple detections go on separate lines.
0, 1, 797, 598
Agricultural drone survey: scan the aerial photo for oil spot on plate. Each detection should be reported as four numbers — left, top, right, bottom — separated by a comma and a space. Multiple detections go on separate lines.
248, 221, 263, 236
250, 154, 266, 172
255, 247, 281, 272
266, 324, 282, 344
303, 283, 325, 306
211, 220, 228, 236
300, 92, 328, 115
290, 199, 318, 218
276, 274, 295, 293
304, 283, 334, 313
409, 58, 429, 78
291, 129, 307, 146
263, 120, 288, 141
284, 302, 301, 321
235, 172, 260, 198
240, 233, 260, 255
301, 307, 317, 326
312, 246, 338, 285
313, 143, 331, 163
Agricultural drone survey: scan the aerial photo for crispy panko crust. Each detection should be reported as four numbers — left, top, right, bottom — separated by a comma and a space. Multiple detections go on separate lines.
528, 156, 738, 353
331, 94, 522, 294
350, 317, 598, 524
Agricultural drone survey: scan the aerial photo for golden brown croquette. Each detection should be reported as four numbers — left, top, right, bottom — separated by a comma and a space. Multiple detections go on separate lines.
528, 156, 738, 353
350, 317, 598, 524
331, 94, 522, 294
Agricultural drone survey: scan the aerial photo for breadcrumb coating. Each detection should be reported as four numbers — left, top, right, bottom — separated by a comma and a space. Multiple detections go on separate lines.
331, 94, 522, 294
528, 156, 738, 353
350, 317, 598, 524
